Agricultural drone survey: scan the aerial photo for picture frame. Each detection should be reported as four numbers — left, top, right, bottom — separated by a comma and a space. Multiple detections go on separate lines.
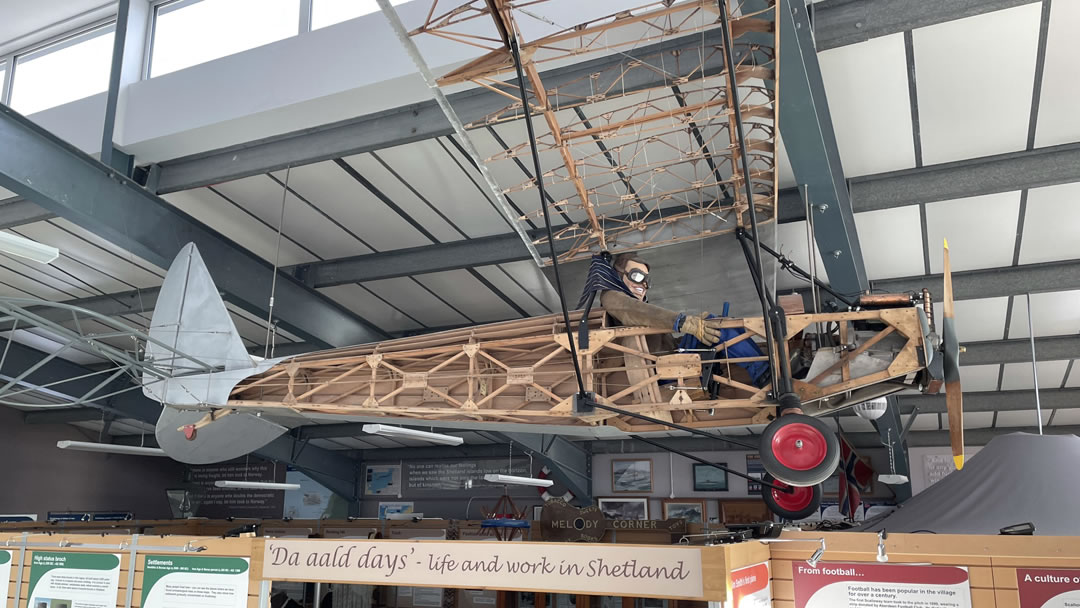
662, 498, 708, 523
611, 458, 653, 493
597, 497, 649, 520
692, 462, 729, 491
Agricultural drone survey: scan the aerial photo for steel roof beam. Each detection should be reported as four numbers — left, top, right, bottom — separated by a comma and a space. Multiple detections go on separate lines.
775, 0, 868, 300
871, 260, 1080, 301
812, 0, 1041, 51
0, 105, 386, 349
0, 196, 55, 229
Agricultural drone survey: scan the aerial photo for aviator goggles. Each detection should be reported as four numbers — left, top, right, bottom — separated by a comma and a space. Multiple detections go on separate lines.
622, 268, 649, 287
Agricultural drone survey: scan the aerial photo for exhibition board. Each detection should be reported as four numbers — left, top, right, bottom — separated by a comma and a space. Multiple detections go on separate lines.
0, 533, 260, 608
0, 532, 766, 606
770, 531, 1080, 608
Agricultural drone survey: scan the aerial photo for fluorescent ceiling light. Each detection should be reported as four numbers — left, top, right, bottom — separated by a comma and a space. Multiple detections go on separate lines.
878, 474, 910, 485
0, 232, 59, 264
483, 474, 553, 488
56, 440, 168, 457
362, 423, 464, 446
214, 480, 301, 491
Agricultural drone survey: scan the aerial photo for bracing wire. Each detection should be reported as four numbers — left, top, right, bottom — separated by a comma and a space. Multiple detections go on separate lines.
264, 166, 291, 359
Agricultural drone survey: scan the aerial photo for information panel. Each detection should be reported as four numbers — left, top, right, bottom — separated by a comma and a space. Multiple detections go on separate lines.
263, 539, 704, 599
1017, 569, 1080, 608
1, 551, 11, 605
792, 562, 972, 608
27, 552, 122, 608
731, 561, 770, 607
141, 555, 250, 608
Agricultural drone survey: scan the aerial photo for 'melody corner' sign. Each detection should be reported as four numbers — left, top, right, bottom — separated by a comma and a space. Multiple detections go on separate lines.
261, 539, 704, 598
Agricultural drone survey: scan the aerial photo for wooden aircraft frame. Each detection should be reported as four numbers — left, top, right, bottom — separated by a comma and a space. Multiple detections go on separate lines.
228, 304, 934, 434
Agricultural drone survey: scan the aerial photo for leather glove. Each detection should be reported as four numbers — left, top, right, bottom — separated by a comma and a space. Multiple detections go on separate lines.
680, 312, 725, 345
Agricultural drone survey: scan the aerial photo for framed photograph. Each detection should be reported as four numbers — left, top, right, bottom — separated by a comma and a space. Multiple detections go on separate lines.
597, 497, 649, 520
611, 459, 653, 493
692, 463, 729, 491
377, 501, 414, 519
662, 499, 708, 523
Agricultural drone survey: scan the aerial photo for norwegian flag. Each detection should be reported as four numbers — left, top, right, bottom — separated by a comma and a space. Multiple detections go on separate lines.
838, 434, 874, 519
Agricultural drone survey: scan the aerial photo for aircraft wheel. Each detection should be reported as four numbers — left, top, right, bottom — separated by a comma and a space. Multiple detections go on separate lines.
760, 413, 839, 486
761, 473, 822, 521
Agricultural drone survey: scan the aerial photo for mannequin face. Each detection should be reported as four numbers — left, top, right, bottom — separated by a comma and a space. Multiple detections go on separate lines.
621, 260, 649, 301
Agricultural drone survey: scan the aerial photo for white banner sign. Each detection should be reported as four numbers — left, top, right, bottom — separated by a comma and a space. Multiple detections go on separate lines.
262, 540, 704, 599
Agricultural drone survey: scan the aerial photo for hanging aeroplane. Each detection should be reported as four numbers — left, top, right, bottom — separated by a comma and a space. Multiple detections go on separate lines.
0, 0, 966, 520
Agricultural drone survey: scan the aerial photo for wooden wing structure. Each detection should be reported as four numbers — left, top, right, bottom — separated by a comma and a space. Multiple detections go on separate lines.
405, 0, 779, 263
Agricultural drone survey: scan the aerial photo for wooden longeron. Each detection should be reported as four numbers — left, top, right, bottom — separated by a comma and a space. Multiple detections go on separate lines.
228, 306, 930, 433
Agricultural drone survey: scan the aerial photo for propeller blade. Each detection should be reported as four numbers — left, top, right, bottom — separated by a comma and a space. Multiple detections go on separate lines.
942, 239, 964, 469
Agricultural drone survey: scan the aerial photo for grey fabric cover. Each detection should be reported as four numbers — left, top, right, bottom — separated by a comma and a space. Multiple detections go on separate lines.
859, 432, 1080, 535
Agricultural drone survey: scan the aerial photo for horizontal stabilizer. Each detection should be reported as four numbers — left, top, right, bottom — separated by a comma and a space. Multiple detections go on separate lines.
156, 407, 287, 464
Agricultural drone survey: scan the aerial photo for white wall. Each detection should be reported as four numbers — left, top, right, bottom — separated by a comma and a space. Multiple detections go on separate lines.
592, 449, 760, 523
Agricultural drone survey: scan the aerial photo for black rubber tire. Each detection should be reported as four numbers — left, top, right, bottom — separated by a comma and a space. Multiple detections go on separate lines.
760, 473, 822, 521
760, 413, 840, 487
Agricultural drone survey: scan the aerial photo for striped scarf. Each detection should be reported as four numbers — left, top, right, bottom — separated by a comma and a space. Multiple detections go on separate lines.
577, 253, 638, 308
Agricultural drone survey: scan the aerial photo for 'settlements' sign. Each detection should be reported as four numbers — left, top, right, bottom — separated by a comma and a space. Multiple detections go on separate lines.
262, 540, 704, 599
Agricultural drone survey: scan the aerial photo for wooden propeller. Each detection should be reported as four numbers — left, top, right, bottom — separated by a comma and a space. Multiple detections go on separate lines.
942, 239, 964, 469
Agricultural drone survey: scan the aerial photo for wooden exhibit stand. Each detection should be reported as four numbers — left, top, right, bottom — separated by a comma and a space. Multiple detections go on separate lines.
3, 527, 1080, 607
772, 530, 1080, 608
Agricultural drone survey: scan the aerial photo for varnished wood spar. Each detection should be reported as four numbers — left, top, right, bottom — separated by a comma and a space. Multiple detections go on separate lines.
229, 306, 929, 432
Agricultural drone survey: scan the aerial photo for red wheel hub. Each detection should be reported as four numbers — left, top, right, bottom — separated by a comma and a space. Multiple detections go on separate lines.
771, 422, 827, 471
770, 480, 814, 511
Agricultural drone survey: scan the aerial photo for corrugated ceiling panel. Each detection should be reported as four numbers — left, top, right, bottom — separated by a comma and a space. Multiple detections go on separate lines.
215, 175, 374, 259
1000, 360, 1070, 390
375, 138, 514, 238
1019, 182, 1080, 265
818, 33, 916, 177
361, 276, 469, 328
995, 409, 1052, 428
273, 161, 434, 252
931, 296, 1010, 343
162, 188, 316, 266
925, 192, 1019, 273
1034, 0, 1080, 147
339, 154, 467, 243
1007, 290, 1080, 339
913, 3, 1042, 165
496, 261, 561, 312
853, 206, 923, 280
963, 411, 994, 429
318, 284, 423, 333
413, 269, 519, 324
13, 220, 163, 288
472, 265, 552, 318
958, 364, 1002, 392
0, 251, 98, 299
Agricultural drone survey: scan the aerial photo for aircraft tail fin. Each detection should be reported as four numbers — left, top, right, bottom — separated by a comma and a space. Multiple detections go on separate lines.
147, 243, 254, 375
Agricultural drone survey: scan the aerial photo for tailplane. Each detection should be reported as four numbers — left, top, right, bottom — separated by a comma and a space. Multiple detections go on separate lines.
143, 243, 288, 464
